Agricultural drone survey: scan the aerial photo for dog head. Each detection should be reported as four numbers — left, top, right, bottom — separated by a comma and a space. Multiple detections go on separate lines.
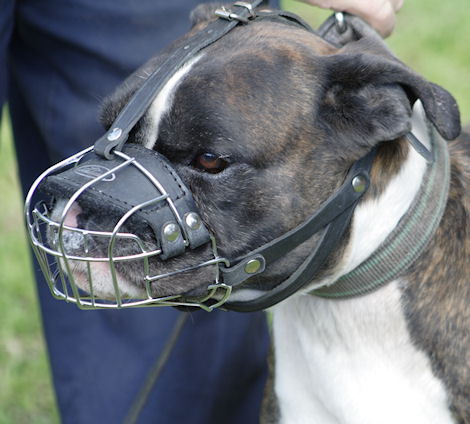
35, 5, 460, 308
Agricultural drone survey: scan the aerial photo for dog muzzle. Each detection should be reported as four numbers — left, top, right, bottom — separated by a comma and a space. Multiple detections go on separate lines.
24, 4, 377, 312
25, 143, 236, 310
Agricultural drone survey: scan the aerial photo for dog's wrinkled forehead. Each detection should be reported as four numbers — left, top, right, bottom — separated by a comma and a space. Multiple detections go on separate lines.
101, 15, 460, 163
100, 21, 336, 154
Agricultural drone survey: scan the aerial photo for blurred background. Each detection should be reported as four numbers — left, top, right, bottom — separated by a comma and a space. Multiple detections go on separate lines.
0, 0, 469, 422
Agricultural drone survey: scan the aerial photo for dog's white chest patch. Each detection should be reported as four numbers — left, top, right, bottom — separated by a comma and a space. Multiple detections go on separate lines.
272, 282, 453, 424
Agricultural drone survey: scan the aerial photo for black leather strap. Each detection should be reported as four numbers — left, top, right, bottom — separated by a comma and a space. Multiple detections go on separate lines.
93, 2, 326, 160
225, 201, 358, 312
221, 148, 376, 311
94, 0, 266, 159
44, 144, 211, 259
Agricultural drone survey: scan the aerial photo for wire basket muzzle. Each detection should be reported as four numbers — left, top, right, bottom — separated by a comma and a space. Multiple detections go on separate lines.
45, 144, 210, 257
24, 144, 231, 310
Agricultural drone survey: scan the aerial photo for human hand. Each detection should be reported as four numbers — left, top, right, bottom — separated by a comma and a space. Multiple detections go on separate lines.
299, 0, 404, 37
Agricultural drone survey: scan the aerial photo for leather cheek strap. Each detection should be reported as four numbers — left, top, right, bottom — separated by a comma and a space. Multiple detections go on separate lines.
220, 148, 376, 311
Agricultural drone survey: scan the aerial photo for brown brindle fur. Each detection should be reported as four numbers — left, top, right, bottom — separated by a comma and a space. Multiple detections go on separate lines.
401, 133, 470, 421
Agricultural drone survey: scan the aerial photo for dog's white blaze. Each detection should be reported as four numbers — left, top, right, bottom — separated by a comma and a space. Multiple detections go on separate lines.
273, 281, 453, 424
51, 57, 205, 299
144, 55, 203, 149
309, 102, 431, 290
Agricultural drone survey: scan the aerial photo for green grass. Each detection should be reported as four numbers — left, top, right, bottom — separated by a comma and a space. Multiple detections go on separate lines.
0, 1, 469, 422
0, 109, 60, 424
282, 0, 470, 121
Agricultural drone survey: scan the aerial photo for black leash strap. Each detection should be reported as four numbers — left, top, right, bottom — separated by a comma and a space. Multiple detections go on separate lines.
94, 0, 265, 159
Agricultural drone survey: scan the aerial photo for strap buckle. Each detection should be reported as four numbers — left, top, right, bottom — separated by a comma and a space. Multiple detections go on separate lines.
215, 1, 257, 24
334, 12, 347, 33
233, 1, 257, 18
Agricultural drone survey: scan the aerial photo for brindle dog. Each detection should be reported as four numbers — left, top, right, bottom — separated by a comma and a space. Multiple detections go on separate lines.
54, 4, 469, 423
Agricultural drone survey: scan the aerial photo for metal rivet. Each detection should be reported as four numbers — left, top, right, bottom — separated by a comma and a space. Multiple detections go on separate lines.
185, 212, 202, 231
107, 127, 122, 141
335, 12, 347, 34
244, 259, 261, 275
163, 223, 180, 242
183, 45, 190, 50
352, 175, 367, 193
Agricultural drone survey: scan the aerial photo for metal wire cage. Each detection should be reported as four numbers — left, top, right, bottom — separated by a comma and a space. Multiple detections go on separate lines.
24, 146, 232, 311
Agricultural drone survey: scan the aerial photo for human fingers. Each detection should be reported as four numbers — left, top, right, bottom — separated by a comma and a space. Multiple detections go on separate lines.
298, 0, 404, 37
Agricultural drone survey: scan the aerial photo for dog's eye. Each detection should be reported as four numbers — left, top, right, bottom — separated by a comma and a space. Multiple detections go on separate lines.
193, 153, 228, 174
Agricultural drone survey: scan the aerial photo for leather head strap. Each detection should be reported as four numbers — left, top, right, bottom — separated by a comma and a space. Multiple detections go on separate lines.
94, 0, 266, 159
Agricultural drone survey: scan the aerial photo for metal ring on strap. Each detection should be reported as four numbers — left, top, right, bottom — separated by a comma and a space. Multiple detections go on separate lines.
215, 7, 249, 23
233, 1, 257, 18
334, 12, 347, 33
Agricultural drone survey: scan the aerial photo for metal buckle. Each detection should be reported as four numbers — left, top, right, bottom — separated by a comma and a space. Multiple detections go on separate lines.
334, 12, 347, 34
215, 5, 253, 24
233, 1, 256, 18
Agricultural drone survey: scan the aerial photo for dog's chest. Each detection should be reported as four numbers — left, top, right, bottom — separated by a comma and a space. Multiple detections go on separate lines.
271, 281, 454, 424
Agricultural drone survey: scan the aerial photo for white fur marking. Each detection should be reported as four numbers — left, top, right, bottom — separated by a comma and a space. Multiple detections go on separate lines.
309, 102, 430, 290
225, 288, 265, 302
271, 103, 452, 422
144, 55, 203, 149
273, 281, 453, 424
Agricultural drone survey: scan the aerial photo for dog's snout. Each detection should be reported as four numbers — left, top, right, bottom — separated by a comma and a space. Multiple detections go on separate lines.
63, 201, 82, 227
51, 199, 82, 228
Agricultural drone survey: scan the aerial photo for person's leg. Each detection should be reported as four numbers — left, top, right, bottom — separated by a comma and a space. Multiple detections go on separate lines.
0, 0, 15, 106
8, 1, 269, 422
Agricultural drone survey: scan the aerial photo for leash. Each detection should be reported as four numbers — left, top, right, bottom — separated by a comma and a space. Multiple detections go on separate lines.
124, 313, 189, 424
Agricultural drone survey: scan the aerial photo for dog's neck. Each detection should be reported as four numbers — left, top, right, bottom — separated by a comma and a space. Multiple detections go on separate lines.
309, 101, 433, 293
271, 281, 454, 424
270, 103, 456, 423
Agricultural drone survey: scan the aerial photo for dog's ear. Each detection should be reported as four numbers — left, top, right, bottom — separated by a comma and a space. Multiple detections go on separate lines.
316, 37, 461, 155
190, 3, 225, 27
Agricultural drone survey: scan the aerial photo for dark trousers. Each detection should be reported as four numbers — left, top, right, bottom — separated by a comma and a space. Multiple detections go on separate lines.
1, 1, 269, 422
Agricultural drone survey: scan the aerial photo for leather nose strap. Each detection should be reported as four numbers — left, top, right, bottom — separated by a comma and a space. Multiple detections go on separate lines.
43, 144, 211, 259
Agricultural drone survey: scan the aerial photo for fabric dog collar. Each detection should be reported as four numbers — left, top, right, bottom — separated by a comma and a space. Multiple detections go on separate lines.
310, 121, 450, 299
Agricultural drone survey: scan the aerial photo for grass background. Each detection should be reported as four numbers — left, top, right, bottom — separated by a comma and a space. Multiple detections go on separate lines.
0, 0, 468, 422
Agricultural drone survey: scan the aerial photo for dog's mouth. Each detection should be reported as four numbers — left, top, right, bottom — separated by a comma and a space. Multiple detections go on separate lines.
25, 142, 234, 309
43, 198, 223, 304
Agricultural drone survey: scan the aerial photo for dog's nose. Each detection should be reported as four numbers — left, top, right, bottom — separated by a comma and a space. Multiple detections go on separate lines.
50, 199, 82, 228
41, 143, 211, 260
63, 201, 81, 227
